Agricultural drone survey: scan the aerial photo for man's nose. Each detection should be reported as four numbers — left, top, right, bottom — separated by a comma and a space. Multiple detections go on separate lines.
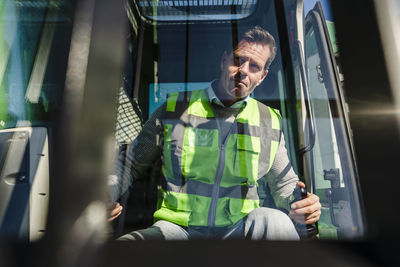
239, 61, 249, 75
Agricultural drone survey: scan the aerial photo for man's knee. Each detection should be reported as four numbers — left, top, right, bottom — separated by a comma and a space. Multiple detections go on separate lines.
118, 231, 146, 241
248, 207, 292, 223
245, 207, 299, 240
117, 220, 189, 241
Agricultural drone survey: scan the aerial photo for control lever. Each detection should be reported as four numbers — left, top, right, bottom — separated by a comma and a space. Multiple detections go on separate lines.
291, 185, 319, 239
292, 185, 308, 201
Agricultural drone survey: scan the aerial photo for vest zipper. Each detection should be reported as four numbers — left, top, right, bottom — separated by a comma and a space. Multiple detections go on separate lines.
208, 143, 226, 228
207, 103, 244, 228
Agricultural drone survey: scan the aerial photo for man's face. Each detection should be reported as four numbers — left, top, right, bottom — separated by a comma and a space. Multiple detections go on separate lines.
218, 40, 270, 102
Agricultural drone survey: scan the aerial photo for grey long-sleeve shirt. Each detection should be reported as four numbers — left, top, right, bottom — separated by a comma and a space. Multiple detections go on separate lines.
109, 95, 299, 212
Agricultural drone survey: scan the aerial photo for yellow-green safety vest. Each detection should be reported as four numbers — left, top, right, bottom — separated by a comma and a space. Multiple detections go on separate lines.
153, 89, 281, 227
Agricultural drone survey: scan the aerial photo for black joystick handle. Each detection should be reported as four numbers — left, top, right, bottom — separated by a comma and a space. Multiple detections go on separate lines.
291, 185, 307, 202
291, 185, 319, 238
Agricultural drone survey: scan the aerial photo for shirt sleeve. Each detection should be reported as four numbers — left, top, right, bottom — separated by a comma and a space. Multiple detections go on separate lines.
108, 103, 165, 202
265, 131, 299, 212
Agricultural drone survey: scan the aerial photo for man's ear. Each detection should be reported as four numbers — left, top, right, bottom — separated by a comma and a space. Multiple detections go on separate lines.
220, 51, 228, 71
257, 69, 269, 86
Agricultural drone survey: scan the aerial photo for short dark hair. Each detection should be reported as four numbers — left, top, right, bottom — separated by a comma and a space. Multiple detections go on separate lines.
240, 26, 277, 70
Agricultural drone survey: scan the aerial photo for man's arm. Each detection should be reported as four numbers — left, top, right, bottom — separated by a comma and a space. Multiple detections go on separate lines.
108, 104, 165, 212
266, 132, 321, 224
265, 132, 299, 211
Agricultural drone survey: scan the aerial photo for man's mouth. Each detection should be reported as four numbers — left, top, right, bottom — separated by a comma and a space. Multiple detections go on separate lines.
234, 79, 247, 87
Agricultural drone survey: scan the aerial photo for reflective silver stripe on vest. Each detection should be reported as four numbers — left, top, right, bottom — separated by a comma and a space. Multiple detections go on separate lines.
218, 184, 259, 200
187, 116, 217, 129
271, 129, 280, 141
184, 109, 265, 135
166, 178, 259, 200
164, 91, 191, 182
256, 101, 273, 178
236, 122, 261, 137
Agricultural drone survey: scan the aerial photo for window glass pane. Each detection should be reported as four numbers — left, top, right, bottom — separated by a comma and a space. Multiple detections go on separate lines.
305, 28, 343, 189
111, 0, 306, 239
110, 0, 366, 241
304, 8, 364, 239
280, 0, 365, 240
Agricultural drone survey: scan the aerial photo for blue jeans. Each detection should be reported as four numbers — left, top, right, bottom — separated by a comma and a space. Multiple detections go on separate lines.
118, 207, 299, 241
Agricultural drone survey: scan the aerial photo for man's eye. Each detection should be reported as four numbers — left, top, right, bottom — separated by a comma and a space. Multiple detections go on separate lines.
250, 63, 261, 71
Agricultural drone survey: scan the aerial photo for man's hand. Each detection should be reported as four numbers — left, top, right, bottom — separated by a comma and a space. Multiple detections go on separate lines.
289, 182, 321, 224
108, 202, 123, 221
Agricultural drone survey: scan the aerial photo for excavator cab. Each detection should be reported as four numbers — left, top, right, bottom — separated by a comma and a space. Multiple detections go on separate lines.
111, 0, 365, 240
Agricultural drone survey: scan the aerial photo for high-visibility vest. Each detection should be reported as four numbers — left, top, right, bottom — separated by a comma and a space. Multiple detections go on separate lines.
153, 89, 281, 227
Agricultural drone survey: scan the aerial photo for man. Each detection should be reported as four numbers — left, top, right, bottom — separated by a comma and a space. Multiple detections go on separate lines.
109, 26, 321, 240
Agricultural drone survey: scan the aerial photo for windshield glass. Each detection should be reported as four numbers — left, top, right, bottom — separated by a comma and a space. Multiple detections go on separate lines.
108, 0, 366, 241
111, 0, 311, 240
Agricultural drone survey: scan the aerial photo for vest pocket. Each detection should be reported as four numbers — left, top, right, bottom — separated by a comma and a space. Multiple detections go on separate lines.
215, 197, 243, 226
182, 127, 219, 183
225, 198, 259, 226
235, 135, 261, 185
154, 191, 211, 227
